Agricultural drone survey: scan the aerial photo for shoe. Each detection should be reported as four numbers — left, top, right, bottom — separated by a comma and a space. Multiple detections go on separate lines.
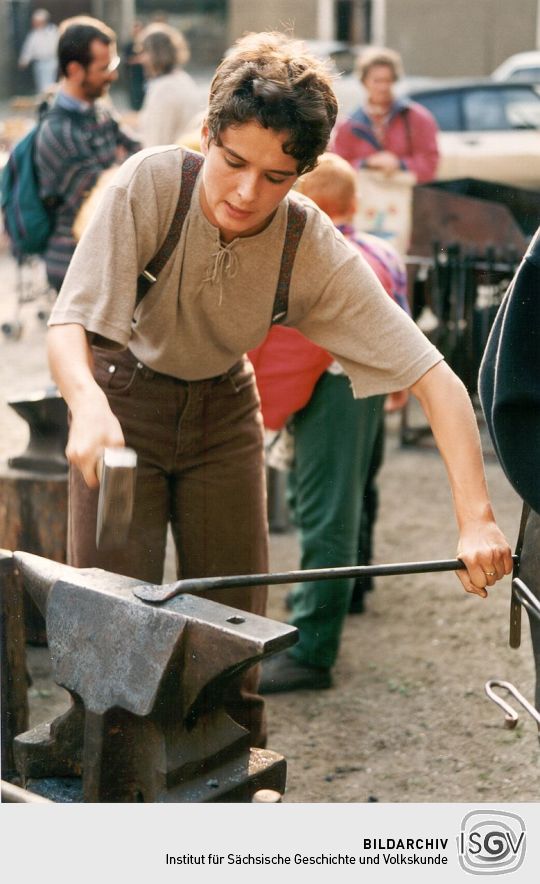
259, 652, 332, 694
348, 577, 374, 614
348, 588, 366, 614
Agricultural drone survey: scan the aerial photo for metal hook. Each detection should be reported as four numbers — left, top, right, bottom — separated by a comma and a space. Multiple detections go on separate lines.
485, 679, 540, 730
512, 578, 540, 623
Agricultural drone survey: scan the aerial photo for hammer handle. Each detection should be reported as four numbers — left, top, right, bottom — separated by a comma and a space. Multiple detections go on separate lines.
134, 556, 518, 603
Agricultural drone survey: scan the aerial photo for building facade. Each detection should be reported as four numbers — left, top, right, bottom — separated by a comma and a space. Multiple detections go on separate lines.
228, 0, 373, 45
3, 1, 540, 100
384, 0, 538, 77
228, 0, 540, 77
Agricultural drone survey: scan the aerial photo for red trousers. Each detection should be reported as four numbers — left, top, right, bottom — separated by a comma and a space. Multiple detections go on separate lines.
68, 347, 269, 746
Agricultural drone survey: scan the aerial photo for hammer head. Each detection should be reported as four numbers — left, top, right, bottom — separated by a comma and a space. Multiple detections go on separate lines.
96, 447, 137, 550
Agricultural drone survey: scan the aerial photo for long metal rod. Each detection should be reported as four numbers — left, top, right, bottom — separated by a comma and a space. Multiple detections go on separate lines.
133, 556, 518, 603
406, 254, 519, 273
1, 780, 53, 803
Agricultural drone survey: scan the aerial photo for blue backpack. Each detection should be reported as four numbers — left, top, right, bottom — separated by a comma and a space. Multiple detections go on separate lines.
1, 117, 56, 256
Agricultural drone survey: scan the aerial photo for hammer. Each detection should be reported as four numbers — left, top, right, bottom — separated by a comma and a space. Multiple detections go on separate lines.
95, 447, 137, 550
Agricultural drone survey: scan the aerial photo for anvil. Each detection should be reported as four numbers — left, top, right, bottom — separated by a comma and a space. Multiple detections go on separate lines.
12, 552, 297, 802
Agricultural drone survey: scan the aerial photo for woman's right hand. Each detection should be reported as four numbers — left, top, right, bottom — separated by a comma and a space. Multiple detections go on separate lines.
47, 324, 126, 489
66, 388, 125, 489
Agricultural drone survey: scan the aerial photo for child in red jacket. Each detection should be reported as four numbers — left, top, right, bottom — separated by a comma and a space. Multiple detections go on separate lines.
250, 153, 411, 693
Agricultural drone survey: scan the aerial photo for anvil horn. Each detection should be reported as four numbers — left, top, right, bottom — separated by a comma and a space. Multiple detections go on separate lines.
13, 551, 102, 617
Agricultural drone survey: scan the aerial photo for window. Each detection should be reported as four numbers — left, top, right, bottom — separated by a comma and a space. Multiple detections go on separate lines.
507, 66, 540, 82
503, 87, 540, 128
463, 90, 508, 131
413, 91, 462, 131
463, 87, 540, 131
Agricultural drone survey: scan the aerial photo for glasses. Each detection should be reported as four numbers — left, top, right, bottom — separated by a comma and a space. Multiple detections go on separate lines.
91, 54, 121, 74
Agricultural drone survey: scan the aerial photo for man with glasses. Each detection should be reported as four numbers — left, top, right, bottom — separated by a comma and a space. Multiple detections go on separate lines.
35, 16, 141, 292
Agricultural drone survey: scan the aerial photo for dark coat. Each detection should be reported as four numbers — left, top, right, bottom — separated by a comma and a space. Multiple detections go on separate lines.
478, 227, 540, 514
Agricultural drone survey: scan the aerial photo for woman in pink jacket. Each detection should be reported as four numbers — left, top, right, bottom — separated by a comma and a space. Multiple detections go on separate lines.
330, 46, 439, 184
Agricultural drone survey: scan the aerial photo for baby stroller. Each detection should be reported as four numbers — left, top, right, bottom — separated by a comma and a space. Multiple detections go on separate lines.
1, 250, 55, 341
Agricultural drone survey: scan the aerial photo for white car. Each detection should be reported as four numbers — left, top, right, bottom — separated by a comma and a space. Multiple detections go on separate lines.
405, 80, 540, 189
491, 51, 540, 84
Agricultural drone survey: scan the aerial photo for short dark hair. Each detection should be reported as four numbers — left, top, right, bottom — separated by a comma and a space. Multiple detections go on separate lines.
58, 16, 115, 77
206, 32, 338, 175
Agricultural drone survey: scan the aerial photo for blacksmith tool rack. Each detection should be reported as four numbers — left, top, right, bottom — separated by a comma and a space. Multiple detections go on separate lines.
401, 243, 520, 448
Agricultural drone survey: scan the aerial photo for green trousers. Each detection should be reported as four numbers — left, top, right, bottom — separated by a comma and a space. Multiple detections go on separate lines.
287, 372, 384, 669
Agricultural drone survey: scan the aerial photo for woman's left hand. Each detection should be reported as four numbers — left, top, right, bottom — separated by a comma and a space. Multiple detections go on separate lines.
455, 519, 513, 598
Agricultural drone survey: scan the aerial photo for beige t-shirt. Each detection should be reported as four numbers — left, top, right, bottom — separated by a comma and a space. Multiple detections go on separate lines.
49, 145, 443, 396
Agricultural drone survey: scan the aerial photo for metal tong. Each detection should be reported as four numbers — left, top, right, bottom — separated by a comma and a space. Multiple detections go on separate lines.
133, 556, 518, 603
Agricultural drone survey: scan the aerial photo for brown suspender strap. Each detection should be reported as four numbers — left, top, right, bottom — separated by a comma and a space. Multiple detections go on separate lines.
271, 200, 308, 324
136, 149, 307, 325
136, 149, 205, 306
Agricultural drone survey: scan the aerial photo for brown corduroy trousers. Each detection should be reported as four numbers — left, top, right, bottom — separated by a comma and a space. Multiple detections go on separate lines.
68, 347, 269, 747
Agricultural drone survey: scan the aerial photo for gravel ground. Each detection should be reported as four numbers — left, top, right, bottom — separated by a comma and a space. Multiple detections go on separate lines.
1, 241, 538, 804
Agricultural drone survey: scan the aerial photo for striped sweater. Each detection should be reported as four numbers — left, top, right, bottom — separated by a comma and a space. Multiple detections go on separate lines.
35, 100, 140, 290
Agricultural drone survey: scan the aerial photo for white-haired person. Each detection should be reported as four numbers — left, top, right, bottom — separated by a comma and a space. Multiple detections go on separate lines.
137, 22, 202, 147
330, 45, 439, 184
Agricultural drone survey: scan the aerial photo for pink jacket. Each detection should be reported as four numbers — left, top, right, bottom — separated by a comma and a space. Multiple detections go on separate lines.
330, 98, 439, 184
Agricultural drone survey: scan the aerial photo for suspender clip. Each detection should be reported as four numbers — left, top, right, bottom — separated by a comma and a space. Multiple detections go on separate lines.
141, 269, 157, 284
